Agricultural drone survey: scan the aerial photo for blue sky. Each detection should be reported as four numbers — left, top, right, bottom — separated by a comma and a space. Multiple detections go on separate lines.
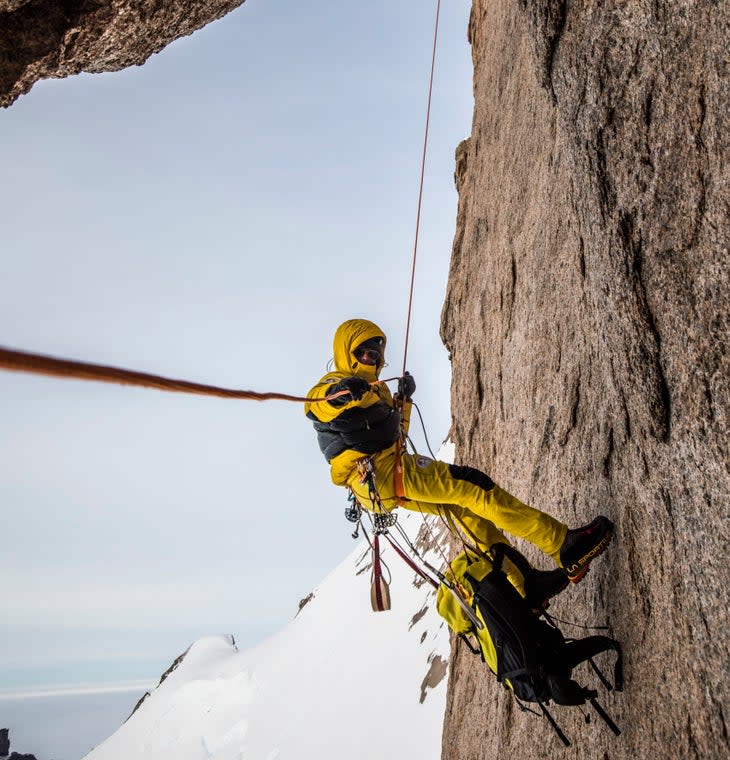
0, 0, 473, 692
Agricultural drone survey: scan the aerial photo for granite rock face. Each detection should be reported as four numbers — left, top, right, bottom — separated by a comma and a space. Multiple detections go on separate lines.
0, 0, 246, 107
0, 0, 727, 755
440, 0, 729, 758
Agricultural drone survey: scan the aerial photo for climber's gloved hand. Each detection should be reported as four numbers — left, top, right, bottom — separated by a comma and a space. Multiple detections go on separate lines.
398, 372, 416, 400
329, 376, 371, 406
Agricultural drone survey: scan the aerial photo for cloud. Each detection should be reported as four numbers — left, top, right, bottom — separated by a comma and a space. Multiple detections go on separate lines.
0, 679, 155, 701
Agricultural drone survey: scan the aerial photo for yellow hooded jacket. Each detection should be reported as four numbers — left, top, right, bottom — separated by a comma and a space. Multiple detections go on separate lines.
305, 319, 410, 486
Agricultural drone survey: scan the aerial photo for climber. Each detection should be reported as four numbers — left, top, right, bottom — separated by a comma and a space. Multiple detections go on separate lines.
305, 319, 614, 606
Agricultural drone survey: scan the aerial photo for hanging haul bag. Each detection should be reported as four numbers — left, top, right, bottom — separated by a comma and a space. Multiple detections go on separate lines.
436, 543, 623, 746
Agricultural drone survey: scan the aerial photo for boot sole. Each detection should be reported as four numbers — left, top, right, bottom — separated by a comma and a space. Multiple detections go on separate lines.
564, 526, 614, 583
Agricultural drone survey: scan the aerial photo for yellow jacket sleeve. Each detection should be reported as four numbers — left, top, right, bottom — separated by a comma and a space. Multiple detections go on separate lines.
304, 373, 386, 423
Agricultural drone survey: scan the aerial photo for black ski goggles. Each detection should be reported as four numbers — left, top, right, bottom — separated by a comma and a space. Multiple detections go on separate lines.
354, 337, 384, 364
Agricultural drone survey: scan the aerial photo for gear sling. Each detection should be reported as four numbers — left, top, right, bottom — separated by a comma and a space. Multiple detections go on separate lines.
436, 543, 624, 746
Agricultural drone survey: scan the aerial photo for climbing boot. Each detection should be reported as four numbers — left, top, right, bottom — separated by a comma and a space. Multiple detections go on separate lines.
558, 516, 614, 583
524, 568, 569, 610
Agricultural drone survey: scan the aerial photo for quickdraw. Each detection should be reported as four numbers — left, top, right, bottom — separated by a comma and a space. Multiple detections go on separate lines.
373, 511, 398, 533
356, 457, 388, 514
344, 491, 362, 523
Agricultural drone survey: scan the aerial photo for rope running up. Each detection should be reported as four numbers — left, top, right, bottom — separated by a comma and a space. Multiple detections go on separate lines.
0, 346, 396, 405
401, 0, 442, 375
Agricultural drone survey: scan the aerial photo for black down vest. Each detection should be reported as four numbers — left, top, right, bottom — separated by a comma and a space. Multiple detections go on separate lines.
307, 400, 401, 462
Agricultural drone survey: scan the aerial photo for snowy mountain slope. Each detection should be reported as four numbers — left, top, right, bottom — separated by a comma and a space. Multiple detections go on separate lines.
84, 510, 451, 760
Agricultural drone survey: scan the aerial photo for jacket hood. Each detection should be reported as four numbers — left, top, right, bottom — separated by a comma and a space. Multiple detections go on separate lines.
333, 319, 387, 378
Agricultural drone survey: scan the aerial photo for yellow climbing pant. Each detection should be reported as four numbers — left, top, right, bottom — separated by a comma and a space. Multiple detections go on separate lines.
347, 449, 568, 594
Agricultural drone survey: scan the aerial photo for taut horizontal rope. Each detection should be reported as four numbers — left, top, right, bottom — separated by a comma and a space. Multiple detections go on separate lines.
0, 346, 375, 404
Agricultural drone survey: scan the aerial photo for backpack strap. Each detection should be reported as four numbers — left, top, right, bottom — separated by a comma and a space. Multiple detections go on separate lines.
489, 542, 536, 580
589, 697, 622, 736
537, 701, 571, 747
466, 569, 538, 688
458, 632, 483, 657
562, 635, 624, 692
501, 666, 542, 681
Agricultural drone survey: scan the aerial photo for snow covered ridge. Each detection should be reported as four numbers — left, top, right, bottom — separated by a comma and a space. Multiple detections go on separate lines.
85, 510, 451, 760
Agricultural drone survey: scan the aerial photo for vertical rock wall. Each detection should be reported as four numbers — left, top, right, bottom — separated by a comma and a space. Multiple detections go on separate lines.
440, 0, 728, 757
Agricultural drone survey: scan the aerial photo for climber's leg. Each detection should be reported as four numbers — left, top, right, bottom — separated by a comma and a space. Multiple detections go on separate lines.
347, 451, 612, 582
345, 453, 530, 593
400, 454, 567, 558
398, 498, 529, 595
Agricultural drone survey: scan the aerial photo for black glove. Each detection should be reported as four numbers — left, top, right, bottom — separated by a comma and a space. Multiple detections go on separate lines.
329, 376, 371, 406
398, 372, 416, 399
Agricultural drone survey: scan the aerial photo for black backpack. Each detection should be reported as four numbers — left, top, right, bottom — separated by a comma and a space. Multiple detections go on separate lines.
462, 543, 624, 746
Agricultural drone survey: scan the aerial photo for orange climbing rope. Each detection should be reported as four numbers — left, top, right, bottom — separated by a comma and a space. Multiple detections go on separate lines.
402, 0, 442, 375
0, 346, 396, 404
393, 0, 443, 502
